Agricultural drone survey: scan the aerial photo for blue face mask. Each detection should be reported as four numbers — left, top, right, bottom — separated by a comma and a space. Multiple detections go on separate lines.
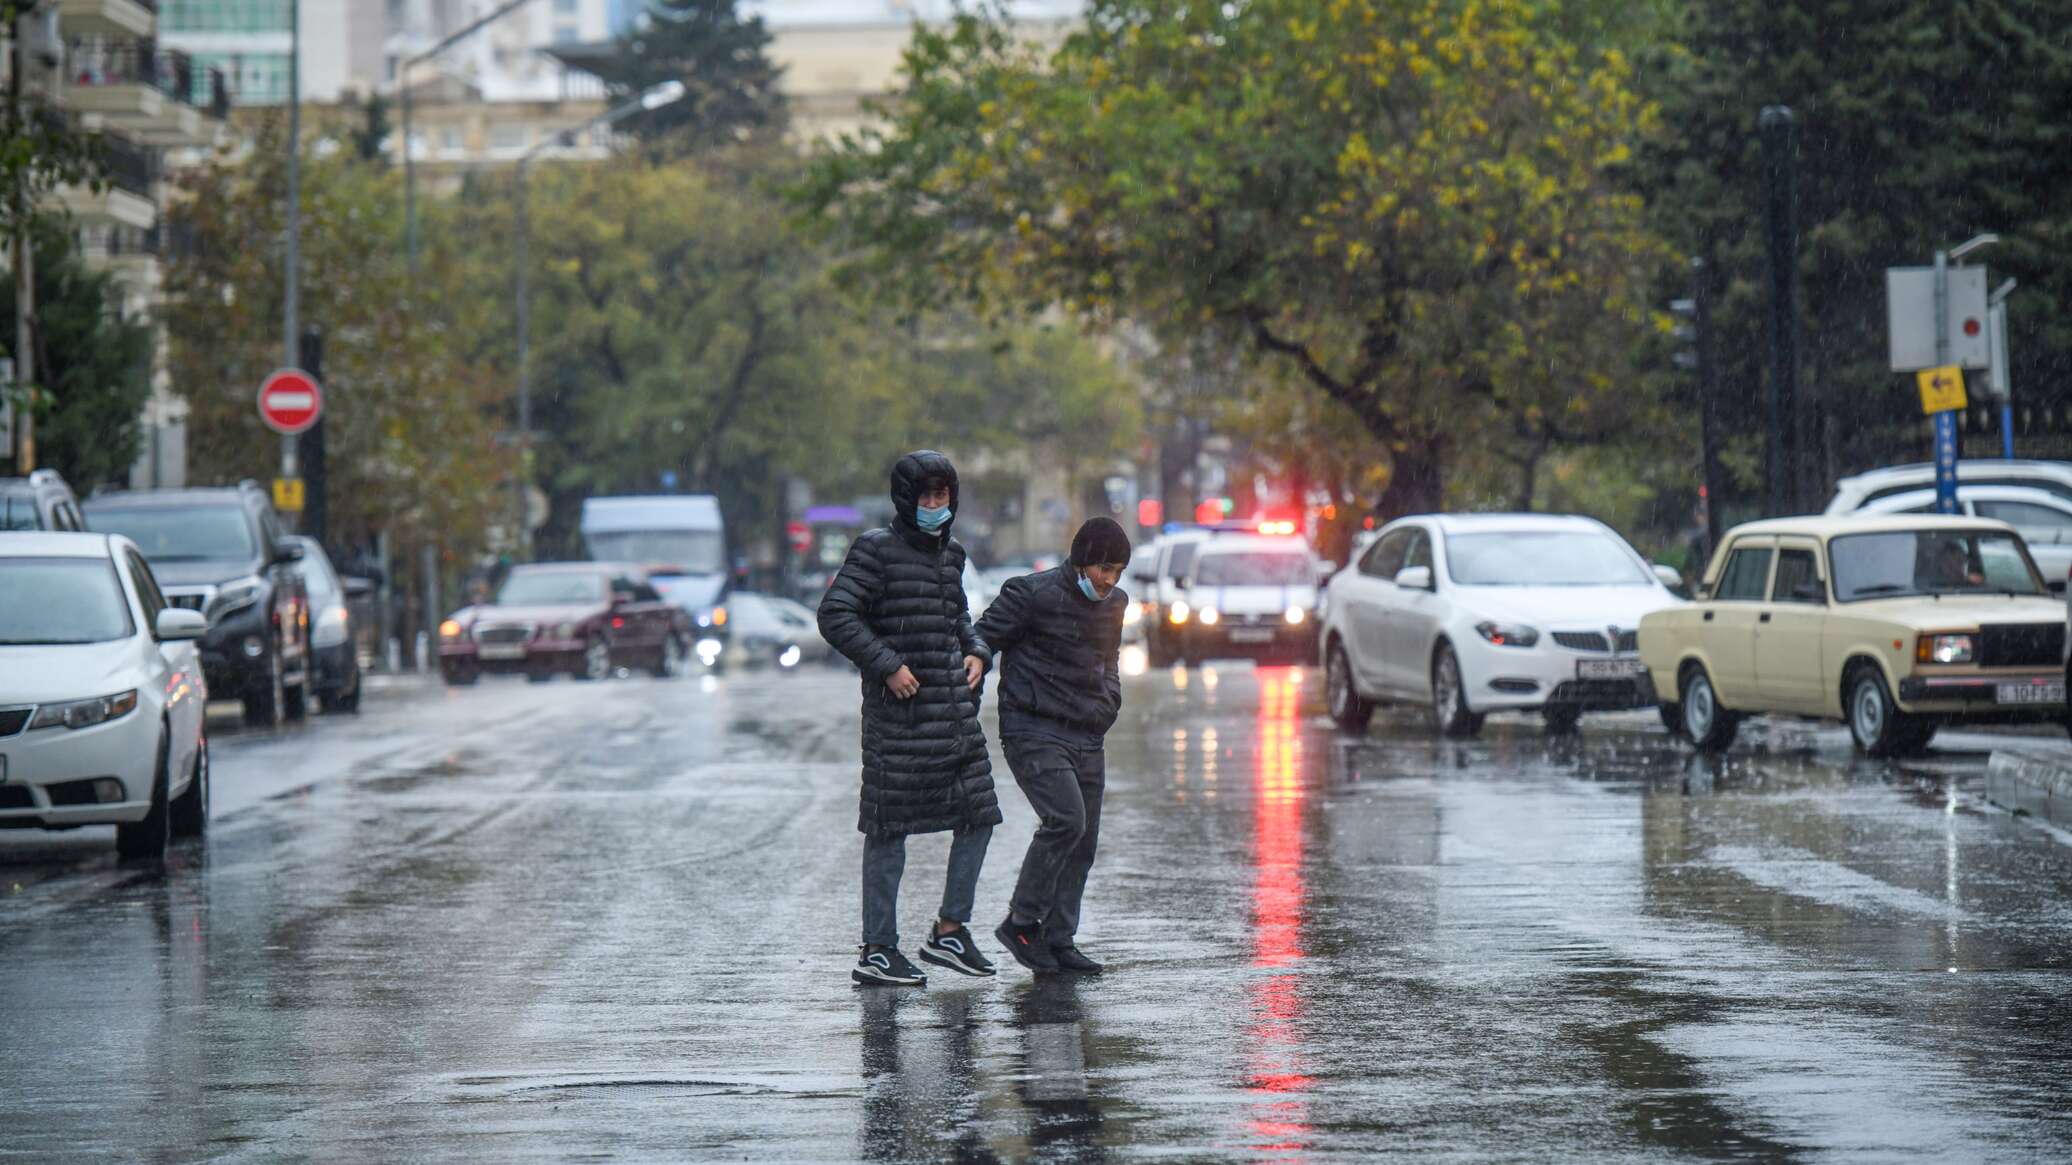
1077, 574, 1101, 601
915, 504, 951, 532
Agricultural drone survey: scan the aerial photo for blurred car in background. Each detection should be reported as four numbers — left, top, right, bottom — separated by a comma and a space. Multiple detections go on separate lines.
288, 536, 362, 713
439, 562, 692, 684
725, 592, 834, 669
0, 469, 86, 531
0, 533, 210, 860
1162, 531, 1321, 666
1845, 485, 2072, 588
84, 482, 311, 728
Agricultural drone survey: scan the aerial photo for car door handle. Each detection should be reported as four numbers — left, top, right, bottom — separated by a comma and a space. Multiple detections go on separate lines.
1702, 611, 1715, 622
1759, 612, 1772, 623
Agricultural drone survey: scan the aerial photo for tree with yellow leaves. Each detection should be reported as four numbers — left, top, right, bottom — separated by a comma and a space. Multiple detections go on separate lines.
798, 0, 1680, 513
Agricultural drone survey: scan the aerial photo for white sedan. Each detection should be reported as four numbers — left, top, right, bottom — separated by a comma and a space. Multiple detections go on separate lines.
1320, 514, 1685, 736
0, 532, 211, 859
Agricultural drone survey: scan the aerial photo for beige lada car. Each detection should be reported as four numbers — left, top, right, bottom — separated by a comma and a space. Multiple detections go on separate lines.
1639, 515, 2066, 755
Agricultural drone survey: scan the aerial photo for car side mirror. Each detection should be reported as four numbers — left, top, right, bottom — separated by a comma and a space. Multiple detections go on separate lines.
156, 608, 207, 642
1394, 565, 1434, 591
273, 541, 305, 565
1652, 563, 1685, 590
2049, 578, 2067, 596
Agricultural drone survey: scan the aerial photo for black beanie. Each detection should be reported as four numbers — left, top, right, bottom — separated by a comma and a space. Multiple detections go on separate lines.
1070, 517, 1133, 568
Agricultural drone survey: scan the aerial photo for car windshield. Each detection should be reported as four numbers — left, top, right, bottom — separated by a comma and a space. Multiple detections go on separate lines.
87, 505, 255, 562
1446, 531, 1651, 586
497, 572, 608, 605
0, 559, 135, 644
1194, 551, 1312, 587
585, 530, 725, 574
1, 491, 43, 531
1830, 530, 2044, 600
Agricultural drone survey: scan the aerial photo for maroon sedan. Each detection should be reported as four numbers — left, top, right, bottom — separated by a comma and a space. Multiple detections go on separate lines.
438, 563, 692, 684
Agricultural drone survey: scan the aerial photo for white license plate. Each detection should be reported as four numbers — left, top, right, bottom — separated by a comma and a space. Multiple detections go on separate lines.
1995, 681, 2064, 705
1578, 659, 1645, 681
1228, 628, 1276, 644
478, 644, 527, 661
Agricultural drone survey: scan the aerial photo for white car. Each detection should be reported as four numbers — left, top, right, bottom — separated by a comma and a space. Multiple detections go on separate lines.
1826, 460, 2072, 513
1320, 514, 1686, 736
1842, 485, 2072, 586
1141, 529, 1211, 665
1160, 532, 1322, 665
0, 532, 211, 859
725, 592, 834, 669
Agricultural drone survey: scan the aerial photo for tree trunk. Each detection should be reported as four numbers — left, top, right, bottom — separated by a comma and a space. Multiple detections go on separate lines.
1514, 452, 1539, 512
1377, 441, 1443, 520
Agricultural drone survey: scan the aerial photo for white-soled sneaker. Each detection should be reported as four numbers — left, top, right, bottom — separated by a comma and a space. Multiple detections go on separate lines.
918, 926, 997, 977
853, 944, 927, 987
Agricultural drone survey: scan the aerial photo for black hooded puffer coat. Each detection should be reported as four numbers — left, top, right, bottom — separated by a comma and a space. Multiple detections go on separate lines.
817, 450, 1001, 837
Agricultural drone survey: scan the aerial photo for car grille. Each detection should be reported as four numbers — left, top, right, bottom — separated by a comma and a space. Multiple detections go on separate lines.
1977, 623, 2065, 669
473, 623, 536, 645
1551, 630, 1638, 654
1616, 630, 1638, 653
0, 707, 29, 737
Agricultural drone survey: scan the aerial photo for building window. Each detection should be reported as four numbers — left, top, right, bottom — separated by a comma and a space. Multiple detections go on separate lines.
162, 0, 294, 35
440, 125, 464, 153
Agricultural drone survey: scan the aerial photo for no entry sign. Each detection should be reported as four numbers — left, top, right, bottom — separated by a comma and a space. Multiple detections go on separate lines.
258, 368, 324, 435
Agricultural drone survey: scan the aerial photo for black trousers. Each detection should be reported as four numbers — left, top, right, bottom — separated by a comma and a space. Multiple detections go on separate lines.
1005, 738, 1106, 945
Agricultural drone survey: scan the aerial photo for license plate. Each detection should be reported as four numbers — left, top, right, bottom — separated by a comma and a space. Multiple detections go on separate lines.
1229, 628, 1275, 644
478, 644, 527, 661
1578, 659, 1644, 681
1995, 681, 2064, 705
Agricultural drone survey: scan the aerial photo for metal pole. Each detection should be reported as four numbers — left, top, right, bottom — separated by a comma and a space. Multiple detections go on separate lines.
1931, 248, 1959, 513
402, 66, 416, 275
283, 0, 301, 490
514, 158, 531, 562
1758, 106, 1798, 517
1693, 256, 1723, 551
10, 16, 33, 470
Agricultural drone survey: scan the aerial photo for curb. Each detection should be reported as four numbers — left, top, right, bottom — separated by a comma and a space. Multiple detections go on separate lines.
1984, 743, 2072, 829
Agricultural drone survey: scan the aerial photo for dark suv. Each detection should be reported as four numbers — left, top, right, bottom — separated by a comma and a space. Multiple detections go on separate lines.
83, 482, 312, 725
0, 469, 86, 531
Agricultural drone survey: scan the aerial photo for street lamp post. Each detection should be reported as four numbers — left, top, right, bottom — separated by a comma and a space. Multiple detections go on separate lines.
511, 81, 685, 560
401, 0, 537, 276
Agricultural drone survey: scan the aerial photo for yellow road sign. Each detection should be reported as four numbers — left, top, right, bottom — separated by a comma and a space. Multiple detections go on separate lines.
273, 477, 306, 512
1917, 364, 1968, 415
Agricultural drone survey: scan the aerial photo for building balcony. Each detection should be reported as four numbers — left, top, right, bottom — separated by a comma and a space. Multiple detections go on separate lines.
53, 134, 158, 230
57, 0, 158, 40
60, 37, 228, 145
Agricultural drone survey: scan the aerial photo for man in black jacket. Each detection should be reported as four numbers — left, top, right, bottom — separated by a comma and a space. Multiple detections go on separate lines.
818, 451, 1000, 987
978, 517, 1132, 974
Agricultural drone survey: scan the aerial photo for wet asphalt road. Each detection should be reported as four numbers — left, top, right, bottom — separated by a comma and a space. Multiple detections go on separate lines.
4, 659, 2072, 1162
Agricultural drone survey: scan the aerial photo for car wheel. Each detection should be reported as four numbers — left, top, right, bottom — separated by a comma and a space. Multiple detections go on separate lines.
653, 634, 688, 679
1543, 705, 1582, 736
574, 635, 611, 681
117, 731, 172, 861
1326, 641, 1373, 732
1146, 636, 1173, 668
1846, 665, 1916, 757
243, 646, 283, 728
170, 733, 209, 839
332, 664, 363, 713
1895, 718, 1938, 755
1679, 665, 1740, 753
1428, 643, 1485, 738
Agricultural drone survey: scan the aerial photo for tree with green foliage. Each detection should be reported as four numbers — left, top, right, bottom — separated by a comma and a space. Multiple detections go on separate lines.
594, 0, 787, 153
0, 215, 151, 490
796, 0, 1677, 516
161, 121, 510, 551
1642, 0, 2072, 512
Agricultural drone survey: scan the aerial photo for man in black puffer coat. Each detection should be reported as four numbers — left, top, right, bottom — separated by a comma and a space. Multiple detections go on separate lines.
819, 450, 1001, 987
978, 517, 1132, 975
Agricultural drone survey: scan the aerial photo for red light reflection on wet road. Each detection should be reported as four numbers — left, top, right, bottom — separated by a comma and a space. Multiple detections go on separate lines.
1245, 668, 1311, 1157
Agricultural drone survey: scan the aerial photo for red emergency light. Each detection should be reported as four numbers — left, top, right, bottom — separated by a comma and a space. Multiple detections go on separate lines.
1137, 498, 1164, 527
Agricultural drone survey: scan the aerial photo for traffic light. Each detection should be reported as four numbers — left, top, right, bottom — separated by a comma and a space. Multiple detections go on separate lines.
1670, 298, 1699, 371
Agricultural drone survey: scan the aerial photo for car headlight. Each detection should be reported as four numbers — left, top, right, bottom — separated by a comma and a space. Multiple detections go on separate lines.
1918, 634, 1975, 664
439, 619, 465, 640
1123, 602, 1145, 627
1169, 601, 1191, 625
556, 621, 580, 639
1475, 621, 1539, 648
1199, 607, 1220, 626
207, 576, 264, 622
1284, 607, 1307, 625
29, 689, 139, 731
712, 606, 728, 627
313, 606, 350, 648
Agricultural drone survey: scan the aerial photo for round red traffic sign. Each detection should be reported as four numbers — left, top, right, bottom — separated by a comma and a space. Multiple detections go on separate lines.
258, 368, 323, 435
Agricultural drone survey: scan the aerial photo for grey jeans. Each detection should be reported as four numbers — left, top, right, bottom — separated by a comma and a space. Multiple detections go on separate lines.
1004, 738, 1106, 945
862, 827, 992, 947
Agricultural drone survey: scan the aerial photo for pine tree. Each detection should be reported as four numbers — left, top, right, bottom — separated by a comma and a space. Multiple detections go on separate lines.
594, 0, 787, 154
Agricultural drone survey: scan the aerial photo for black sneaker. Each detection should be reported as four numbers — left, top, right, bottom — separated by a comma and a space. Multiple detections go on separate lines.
853, 944, 927, 987
1051, 945, 1104, 974
918, 926, 996, 977
994, 917, 1060, 973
